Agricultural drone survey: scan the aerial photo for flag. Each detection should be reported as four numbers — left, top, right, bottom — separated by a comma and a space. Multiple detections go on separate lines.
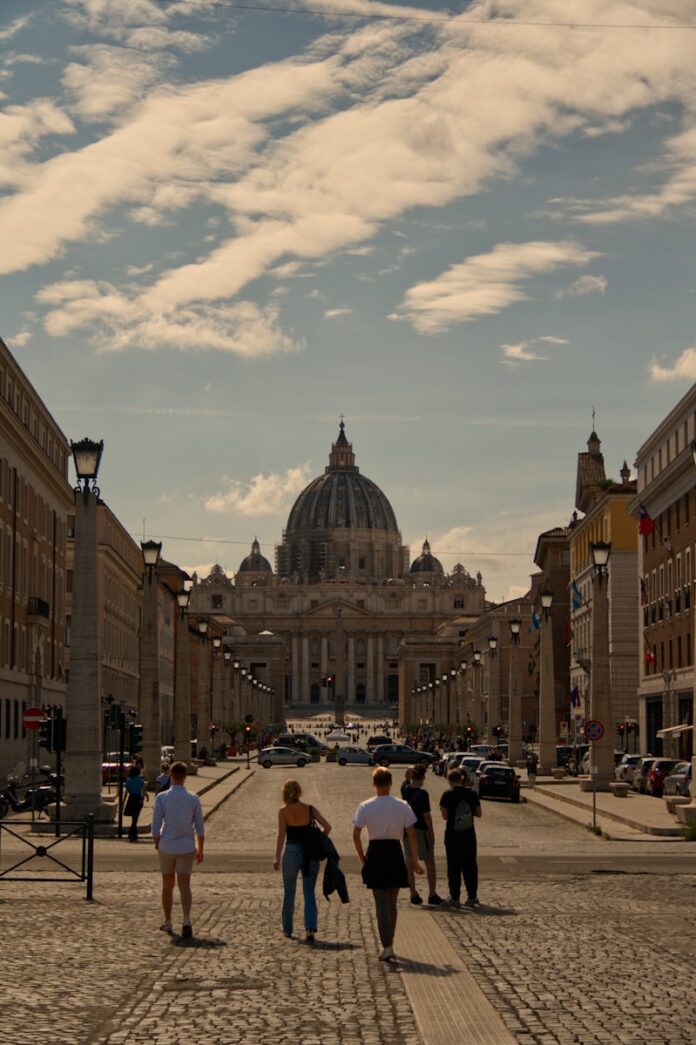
567, 686, 580, 708
643, 634, 656, 664
638, 504, 654, 536
528, 610, 541, 632
640, 578, 648, 607
571, 579, 583, 611
527, 653, 537, 676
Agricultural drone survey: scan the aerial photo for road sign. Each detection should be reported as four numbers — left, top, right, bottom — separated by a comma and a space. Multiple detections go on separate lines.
584, 719, 605, 742
23, 706, 46, 731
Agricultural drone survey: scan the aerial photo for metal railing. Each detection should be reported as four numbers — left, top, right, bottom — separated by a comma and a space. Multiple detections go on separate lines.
0, 814, 94, 900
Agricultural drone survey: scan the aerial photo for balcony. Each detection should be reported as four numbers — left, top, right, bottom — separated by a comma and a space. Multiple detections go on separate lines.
27, 596, 50, 620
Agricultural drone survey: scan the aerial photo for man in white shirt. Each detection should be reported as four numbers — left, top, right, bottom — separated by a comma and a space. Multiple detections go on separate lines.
353, 767, 424, 961
151, 761, 205, 938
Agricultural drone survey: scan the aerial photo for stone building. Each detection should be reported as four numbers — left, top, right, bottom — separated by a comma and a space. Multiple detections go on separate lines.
190, 422, 487, 720
569, 430, 639, 748
632, 388, 696, 758
533, 525, 572, 741
0, 337, 73, 778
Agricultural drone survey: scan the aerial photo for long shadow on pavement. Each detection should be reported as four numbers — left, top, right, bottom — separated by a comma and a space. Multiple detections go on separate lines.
170, 936, 227, 949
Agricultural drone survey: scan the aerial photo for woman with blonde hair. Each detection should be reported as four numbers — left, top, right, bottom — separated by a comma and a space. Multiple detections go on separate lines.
274, 778, 331, 942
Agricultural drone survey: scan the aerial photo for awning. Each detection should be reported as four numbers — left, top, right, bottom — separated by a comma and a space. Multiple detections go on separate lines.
656, 724, 694, 738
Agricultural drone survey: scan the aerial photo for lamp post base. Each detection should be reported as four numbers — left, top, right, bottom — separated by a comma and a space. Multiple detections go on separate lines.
64, 797, 116, 823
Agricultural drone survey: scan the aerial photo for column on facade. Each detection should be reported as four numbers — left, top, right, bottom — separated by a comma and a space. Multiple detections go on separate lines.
366, 635, 374, 702
173, 612, 191, 764
320, 635, 328, 676
508, 639, 523, 765
376, 634, 384, 702
140, 571, 161, 786
538, 612, 556, 776
291, 634, 301, 706
301, 635, 310, 705
347, 633, 355, 706
590, 570, 614, 789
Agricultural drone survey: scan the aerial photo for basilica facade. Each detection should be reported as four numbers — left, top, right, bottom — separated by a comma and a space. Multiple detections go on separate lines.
189, 423, 486, 720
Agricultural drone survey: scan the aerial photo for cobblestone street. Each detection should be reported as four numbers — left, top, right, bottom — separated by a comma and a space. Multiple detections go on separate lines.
1, 764, 694, 1045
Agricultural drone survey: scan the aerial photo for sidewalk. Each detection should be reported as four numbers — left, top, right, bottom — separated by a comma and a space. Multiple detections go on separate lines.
523, 775, 686, 839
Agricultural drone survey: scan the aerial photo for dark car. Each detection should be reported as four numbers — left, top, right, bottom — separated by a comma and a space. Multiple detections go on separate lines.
366, 735, 392, 752
646, 759, 680, 798
372, 744, 433, 767
477, 764, 521, 803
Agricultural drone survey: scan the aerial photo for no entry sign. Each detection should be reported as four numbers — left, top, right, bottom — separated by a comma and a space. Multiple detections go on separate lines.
23, 706, 46, 731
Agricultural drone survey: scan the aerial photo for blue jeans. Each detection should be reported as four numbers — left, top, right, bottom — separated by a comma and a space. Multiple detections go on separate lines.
282, 843, 319, 935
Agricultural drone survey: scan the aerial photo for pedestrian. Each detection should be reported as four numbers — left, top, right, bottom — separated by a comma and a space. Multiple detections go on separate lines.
402, 764, 442, 906
151, 761, 205, 938
439, 767, 481, 909
124, 764, 148, 842
352, 767, 424, 962
526, 751, 538, 788
155, 762, 171, 793
399, 766, 412, 799
273, 779, 331, 942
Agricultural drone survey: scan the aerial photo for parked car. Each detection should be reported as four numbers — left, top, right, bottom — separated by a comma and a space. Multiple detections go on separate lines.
275, 733, 327, 752
436, 751, 458, 776
458, 755, 487, 788
101, 752, 129, 785
477, 764, 521, 803
258, 746, 309, 769
646, 759, 680, 797
615, 753, 642, 783
631, 757, 656, 793
336, 746, 373, 766
372, 744, 433, 767
664, 762, 692, 798
366, 735, 392, 752
468, 744, 496, 759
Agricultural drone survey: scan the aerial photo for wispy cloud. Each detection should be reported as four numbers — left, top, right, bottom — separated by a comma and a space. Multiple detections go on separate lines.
6, 330, 33, 348
649, 347, 696, 382
205, 464, 311, 516
324, 307, 352, 318
391, 241, 598, 334
500, 334, 569, 368
556, 274, 607, 298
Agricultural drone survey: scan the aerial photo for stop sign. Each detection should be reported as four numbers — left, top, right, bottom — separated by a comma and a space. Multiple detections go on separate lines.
23, 706, 46, 730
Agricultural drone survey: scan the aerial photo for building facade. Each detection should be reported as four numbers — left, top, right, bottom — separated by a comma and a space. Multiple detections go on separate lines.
633, 388, 696, 758
190, 423, 487, 718
0, 337, 73, 778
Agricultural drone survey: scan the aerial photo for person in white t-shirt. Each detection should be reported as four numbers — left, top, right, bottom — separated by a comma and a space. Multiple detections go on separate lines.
352, 766, 424, 961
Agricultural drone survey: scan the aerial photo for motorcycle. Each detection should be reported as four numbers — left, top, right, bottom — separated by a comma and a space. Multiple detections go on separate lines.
0, 775, 55, 819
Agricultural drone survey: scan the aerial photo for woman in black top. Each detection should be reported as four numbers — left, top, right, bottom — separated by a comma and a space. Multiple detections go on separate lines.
274, 779, 331, 941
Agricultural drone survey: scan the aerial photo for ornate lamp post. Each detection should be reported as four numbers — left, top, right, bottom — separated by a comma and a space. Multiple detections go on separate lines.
588, 541, 614, 790
508, 618, 523, 764
173, 588, 192, 764
472, 650, 482, 732
140, 538, 163, 785
458, 659, 467, 725
537, 589, 556, 775
64, 439, 114, 825
487, 635, 498, 742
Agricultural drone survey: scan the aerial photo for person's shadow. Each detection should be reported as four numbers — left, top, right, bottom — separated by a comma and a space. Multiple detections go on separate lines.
170, 935, 227, 949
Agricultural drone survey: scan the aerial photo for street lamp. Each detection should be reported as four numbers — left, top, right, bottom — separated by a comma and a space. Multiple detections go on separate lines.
508, 618, 522, 764
473, 650, 481, 666
590, 540, 611, 584
176, 589, 190, 617
212, 636, 222, 659
141, 539, 162, 584
510, 619, 521, 644
538, 587, 555, 774
70, 437, 104, 498
223, 649, 231, 666
198, 620, 208, 638
540, 589, 553, 620
586, 541, 614, 789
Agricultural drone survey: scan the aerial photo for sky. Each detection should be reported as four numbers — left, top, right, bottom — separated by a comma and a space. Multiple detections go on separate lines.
2, 0, 696, 601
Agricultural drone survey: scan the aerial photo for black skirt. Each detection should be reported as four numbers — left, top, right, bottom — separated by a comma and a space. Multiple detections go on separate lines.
361, 839, 408, 890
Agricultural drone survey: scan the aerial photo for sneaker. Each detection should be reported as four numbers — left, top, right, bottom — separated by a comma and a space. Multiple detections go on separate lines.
160, 921, 173, 934
410, 893, 423, 905
305, 931, 316, 943
428, 893, 444, 906
472, 897, 481, 906
464, 897, 477, 909
443, 897, 461, 909
181, 922, 193, 939
283, 931, 293, 939
378, 945, 395, 961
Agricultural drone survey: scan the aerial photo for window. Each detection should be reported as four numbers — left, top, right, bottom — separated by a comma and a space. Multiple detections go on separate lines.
358, 557, 365, 570
211, 594, 223, 609
453, 598, 464, 609
356, 599, 365, 608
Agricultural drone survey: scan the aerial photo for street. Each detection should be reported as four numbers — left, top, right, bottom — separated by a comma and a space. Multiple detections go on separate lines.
0, 758, 694, 1045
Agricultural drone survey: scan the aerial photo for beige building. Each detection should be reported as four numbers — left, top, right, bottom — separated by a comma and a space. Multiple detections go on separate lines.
191, 423, 487, 720
0, 337, 73, 778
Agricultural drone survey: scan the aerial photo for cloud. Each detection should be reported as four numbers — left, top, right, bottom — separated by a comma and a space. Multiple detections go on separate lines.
324, 307, 352, 318
501, 341, 548, 366
555, 274, 608, 298
205, 464, 312, 516
0, 16, 33, 42
7, 330, 33, 348
391, 241, 598, 334
649, 347, 696, 382
62, 44, 175, 122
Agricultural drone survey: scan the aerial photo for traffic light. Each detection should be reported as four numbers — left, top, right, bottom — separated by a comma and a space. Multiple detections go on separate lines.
38, 715, 53, 752
326, 674, 334, 688
321, 676, 327, 687
466, 724, 473, 735
617, 722, 626, 737
52, 714, 67, 752
128, 723, 144, 757
244, 724, 252, 737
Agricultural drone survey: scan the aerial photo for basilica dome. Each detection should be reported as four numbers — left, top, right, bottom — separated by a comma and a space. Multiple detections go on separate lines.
276, 422, 406, 582
238, 538, 273, 573
410, 539, 444, 574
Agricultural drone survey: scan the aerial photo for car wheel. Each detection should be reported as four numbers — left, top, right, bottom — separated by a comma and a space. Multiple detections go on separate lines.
262, 760, 272, 769
380, 758, 390, 767
297, 758, 307, 768
368, 758, 374, 766
511, 794, 520, 804
338, 758, 347, 766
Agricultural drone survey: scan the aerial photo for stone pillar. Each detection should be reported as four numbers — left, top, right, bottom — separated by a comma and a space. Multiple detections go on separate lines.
508, 639, 523, 765
320, 635, 328, 676
291, 634, 300, 706
301, 635, 310, 706
366, 636, 374, 702
140, 568, 161, 786
173, 611, 191, 764
335, 606, 345, 725
537, 611, 556, 775
376, 635, 384, 703
486, 653, 499, 743
347, 633, 355, 708
64, 491, 113, 823
589, 571, 614, 789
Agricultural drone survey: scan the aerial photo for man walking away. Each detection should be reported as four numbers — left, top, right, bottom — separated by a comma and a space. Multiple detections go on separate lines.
403, 764, 443, 906
439, 768, 481, 909
353, 767, 424, 961
152, 761, 205, 938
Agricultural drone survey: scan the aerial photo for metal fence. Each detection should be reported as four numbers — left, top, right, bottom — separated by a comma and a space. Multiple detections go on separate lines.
0, 814, 95, 900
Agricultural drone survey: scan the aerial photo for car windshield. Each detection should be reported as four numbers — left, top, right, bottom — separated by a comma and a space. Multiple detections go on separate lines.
486, 767, 513, 777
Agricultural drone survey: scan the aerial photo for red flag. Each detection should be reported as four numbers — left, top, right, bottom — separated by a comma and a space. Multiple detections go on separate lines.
643, 634, 656, 664
638, 504, 654, 536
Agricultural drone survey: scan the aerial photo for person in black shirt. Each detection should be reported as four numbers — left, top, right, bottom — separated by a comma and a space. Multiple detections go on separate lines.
402, 764, 443, 906
439, 767, 481, 908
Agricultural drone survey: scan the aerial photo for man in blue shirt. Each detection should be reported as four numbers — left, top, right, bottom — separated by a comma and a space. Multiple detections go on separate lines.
151, 762, 205, 938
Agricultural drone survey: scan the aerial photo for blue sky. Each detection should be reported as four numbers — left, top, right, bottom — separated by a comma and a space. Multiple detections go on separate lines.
2, 0, 696, 600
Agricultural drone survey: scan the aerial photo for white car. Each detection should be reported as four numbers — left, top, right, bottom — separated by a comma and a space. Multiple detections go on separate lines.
615, 753, 642, 783
258, 746, 309, 769
336, 746, 373, 766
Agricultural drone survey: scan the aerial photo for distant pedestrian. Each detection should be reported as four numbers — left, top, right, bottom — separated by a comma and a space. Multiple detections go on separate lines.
526, 752, 538, 788
274, 779, 331, 942
151, 761, 204, 938
155, 763, 171, 793
124, 764, 148, 842
403, 764, 442, 906
353, 767, 423, 962
399, 766, 413, 799
439, 768, 481, 909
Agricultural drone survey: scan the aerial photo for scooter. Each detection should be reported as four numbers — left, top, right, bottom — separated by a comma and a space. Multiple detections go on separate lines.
0, 777, 55, 819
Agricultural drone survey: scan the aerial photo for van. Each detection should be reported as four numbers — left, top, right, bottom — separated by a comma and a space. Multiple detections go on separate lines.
275, 732, 327, 752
